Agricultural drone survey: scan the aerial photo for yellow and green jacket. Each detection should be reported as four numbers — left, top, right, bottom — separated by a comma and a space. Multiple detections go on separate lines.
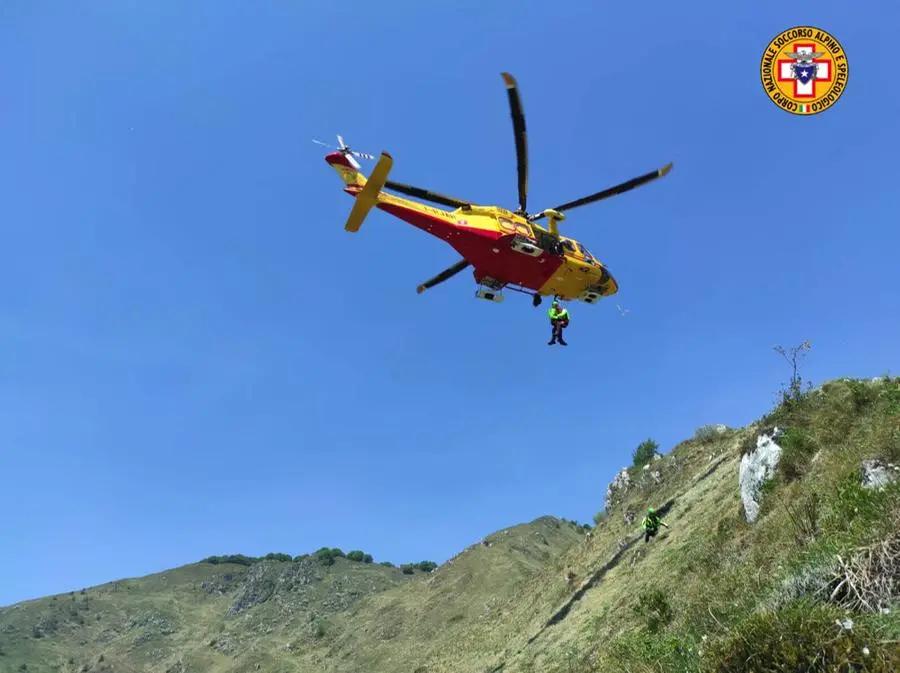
641, 513, 664, 532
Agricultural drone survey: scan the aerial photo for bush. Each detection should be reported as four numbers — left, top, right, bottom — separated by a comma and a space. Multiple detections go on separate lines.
314, 547, 345, 566
778, 427, 819, 482
263, 552, 292, 563
379, 561, 395, 568
400, 564, 415, 575
825, 474, 897, 543
346, 550, 366, 562
880, 382, 900, 416
562, 518, 591, 532
632, 588, 674, 633
363, 553, 373, 563
632, 438, 659, 467
704, 601, 900, 672
848, 379, 879, 412
416, 561, 438, 573
592, 510, 608, 526
202, 554, 257, 566
694, 424, 727, 442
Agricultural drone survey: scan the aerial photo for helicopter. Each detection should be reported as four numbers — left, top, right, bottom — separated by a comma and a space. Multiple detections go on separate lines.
322, 73, 672, 307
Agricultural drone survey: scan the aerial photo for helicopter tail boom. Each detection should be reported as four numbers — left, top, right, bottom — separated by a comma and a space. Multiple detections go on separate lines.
326, 151, 369, 188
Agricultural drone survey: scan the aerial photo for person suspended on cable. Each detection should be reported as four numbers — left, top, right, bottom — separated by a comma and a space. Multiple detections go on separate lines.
548, 300, 570, 346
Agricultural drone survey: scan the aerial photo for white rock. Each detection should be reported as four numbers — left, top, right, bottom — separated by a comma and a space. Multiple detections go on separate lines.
739, 427, 784, 523
605, 467, 631, 509
861, 459, 899, 490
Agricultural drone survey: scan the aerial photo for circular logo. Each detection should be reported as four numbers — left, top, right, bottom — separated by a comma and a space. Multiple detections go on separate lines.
760, 26, 848, 115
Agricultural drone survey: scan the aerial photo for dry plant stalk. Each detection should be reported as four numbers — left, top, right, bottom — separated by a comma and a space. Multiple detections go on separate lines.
781, 493, 820, 547
828, 531, 900, 612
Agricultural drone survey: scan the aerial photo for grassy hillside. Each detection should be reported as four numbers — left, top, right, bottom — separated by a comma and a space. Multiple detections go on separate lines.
2, 376, 898, 673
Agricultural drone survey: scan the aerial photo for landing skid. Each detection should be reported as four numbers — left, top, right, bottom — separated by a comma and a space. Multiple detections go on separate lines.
504, 283, 544, 306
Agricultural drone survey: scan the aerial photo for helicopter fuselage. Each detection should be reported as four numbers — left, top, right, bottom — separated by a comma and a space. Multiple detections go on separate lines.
327, 151, 618, 302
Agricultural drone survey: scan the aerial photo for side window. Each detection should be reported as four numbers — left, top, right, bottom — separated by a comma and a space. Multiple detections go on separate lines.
560, 240, 577, 255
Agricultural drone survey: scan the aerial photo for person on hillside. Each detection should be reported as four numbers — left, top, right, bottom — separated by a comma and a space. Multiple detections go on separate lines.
641, 507, 669, 543
548, 300, 570, 346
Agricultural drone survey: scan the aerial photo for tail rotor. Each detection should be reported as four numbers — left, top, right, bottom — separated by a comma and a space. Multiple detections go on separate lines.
313, 134, 375, 170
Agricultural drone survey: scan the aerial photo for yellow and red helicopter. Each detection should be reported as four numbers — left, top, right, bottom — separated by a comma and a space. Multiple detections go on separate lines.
320, 73, 672, 307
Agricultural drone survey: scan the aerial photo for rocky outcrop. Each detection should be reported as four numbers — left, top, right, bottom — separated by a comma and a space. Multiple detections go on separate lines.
739, 427, 784, 523
861, 460, 900, 490
604, 468, 631, 510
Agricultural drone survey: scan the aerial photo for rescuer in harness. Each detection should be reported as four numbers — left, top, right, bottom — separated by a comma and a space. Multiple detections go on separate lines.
641, 507, 669, 543
548, 300, 570, 346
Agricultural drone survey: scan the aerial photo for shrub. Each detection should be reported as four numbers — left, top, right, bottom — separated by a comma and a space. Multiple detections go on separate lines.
632, 588, 674, 633
880, 383, 900, 416
778, 427, 819, 482
416, 561, 438, 572
263, 552, 292, 563
848, 379, 879, 412
632, 438, 659, 468
379, 561, 395, 568
202, 554, 257, 566
400, 564, 415, 575
593, 510, 608, 526
704, 601, 900, 672
363, 554, 373, 563
694, 424, 726, 442
346, 550, 366, 562
313, 547, 345, 566
562, 518, 590, 532
872, 414, 900, 463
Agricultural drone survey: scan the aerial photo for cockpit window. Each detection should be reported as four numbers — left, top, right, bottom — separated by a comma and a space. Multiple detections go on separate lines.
576, 242, 595, 263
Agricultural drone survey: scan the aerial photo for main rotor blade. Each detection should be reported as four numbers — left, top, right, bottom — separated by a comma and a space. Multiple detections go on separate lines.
384, 180, 471, 209
501, 73, 528, 214
534, 163, 673, 218
416, 259, 470, 294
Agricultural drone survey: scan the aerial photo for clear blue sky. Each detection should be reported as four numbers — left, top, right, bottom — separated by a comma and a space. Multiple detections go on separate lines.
1, 1, 896, 606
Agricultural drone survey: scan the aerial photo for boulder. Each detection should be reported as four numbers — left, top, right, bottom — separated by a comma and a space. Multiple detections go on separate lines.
860, 459, 900, 490
739, 427, 784, 523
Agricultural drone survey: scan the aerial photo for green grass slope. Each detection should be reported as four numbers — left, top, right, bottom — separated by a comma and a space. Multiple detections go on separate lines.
2, 376, 898, 673
0, 518, 586, 673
